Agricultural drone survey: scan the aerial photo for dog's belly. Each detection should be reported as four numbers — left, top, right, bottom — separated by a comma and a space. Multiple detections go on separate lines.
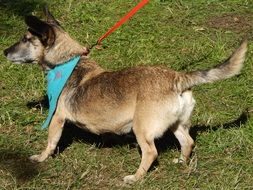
74, 118, 133, 135
70, 104, 135, 135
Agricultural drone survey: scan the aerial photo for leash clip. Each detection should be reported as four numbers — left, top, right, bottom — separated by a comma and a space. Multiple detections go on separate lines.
84, 41, 103, 55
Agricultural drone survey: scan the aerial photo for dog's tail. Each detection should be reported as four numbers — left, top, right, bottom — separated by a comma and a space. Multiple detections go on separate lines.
178, 40, 247, 91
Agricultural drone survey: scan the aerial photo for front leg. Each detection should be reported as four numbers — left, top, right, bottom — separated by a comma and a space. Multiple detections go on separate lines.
30, 112, 65, 162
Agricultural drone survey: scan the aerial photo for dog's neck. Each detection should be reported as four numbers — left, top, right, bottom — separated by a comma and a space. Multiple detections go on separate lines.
41, 32, 88, 70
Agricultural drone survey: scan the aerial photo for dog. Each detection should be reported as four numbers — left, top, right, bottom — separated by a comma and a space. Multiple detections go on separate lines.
3, 8, 247, 184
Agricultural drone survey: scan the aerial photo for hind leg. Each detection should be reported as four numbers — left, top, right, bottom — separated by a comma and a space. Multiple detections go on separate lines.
123, 98, 188, 184
173, 90, 195, 163
173, 123, 194, 163
124, 118, 158, 184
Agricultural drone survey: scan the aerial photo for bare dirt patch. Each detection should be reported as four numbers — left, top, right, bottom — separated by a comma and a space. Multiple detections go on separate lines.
206, 13, 253, 33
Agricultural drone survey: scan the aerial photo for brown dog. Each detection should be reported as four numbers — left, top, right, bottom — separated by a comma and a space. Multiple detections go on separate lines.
3, 8, 247, 184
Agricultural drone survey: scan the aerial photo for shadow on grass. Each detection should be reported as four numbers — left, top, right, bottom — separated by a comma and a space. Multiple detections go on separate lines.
0, 149, 40, 183
27, 95, 49, 109
56, 122, 137, 155
0, 0, 46, 37
190, 109, 250, 141
0, 0, 46, 17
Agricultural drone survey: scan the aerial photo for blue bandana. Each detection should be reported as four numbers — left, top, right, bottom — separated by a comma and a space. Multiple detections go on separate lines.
42, 56, 80, 129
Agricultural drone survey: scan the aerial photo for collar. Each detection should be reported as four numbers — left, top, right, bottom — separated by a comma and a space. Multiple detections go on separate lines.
42, 56, 80, 129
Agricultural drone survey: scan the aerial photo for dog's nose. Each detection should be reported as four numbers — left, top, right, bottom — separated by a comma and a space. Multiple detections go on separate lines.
3, 48, 8, 57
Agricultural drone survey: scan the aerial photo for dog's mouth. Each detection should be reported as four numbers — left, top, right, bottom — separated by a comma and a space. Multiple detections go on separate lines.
6, 55, 36, 64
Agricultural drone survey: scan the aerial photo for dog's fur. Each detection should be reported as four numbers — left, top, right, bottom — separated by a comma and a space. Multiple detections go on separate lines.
3, 9, 247, 184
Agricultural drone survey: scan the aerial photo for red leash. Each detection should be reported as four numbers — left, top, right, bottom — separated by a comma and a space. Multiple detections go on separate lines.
87, 0, 149, 51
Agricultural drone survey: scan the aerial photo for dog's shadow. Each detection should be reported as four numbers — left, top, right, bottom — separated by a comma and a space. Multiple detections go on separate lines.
190, 110, 249, 141
0, 148, 41, 184
56, 122, 137, 154
27, 95, 49, 109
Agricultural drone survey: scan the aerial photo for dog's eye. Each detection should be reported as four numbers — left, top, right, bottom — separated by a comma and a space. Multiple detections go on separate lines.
22, 37, 27, 43
22, 36, 31, 43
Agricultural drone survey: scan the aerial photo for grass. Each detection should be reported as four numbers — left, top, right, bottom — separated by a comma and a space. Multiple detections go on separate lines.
0, 0, 253, 189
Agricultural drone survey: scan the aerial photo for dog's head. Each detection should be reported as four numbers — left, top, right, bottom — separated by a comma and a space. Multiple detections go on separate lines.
3, 7, 87, 69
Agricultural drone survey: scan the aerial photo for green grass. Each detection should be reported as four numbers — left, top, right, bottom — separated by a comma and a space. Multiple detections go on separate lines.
1, 0, 253, 189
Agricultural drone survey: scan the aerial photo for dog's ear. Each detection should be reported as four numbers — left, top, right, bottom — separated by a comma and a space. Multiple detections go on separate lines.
43, 6, 61, 26
25, 16, 55, 47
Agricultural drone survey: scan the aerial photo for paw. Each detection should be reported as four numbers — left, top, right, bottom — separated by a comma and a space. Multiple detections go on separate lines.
123, 175, 137, 184
29, 154, 46, 163
172, 157, 185, 164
